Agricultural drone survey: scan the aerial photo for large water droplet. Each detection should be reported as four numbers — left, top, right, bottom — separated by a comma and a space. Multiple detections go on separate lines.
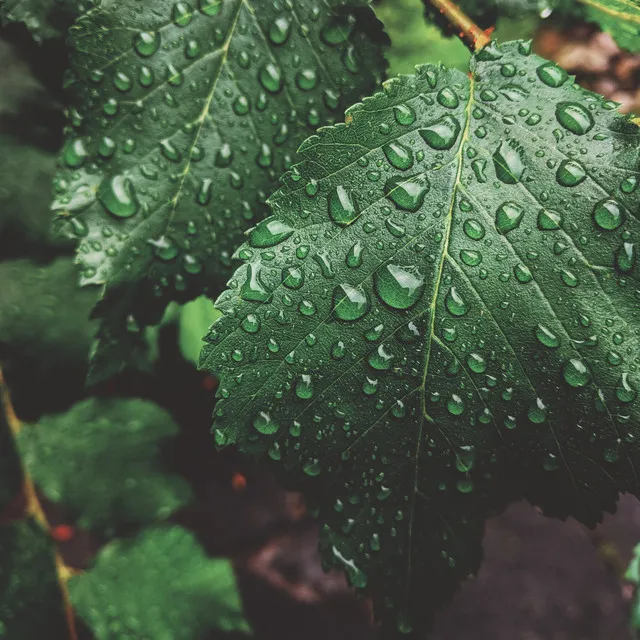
493, 140, 524, 184
495, 202, 524, 234
555, 102, 594, 135
536, 62, 568, 87
369, 344, 394, 370
385, 174, 430, 212
332, 283, 370, 321
253, 411, 280, 435
556, 159, 587, 187
296, 375, 314, 400
259, 62, 283, 93
562, 358, 591, 387
249, 218, 294, 247
445, 287, 469, 316
383, 141, 414, 170
535, 324, 560, 348
419, 115, 461, 150
593, 198, 624, 230
134, 31, 160, 57
329, 186, 359, 226
282, 266, 305, 289
374, 264, 425, 310
616, 242, 636, 273
98, 174, 139, 218
616, 373, 637, 403
269, 15, 292, 44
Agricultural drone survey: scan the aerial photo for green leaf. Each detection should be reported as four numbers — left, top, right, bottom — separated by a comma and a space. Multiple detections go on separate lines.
53, 0, 388, 383
201, 40, 640, 632
578, 0, 640, 54
0, 257, 97, 371
70, 524, 251, 639
179, 296, 221, 366
628, 543, 640, 628
0, 519, 68, 638
0, 0, 94, 41
18, 397, 193, 534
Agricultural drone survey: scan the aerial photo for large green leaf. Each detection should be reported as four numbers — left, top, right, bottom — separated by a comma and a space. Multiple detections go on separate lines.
70, 524, 251, 639
0, 519, 68, 638
53, 0, 388, 383
18, 397, 193, 535
201, 40, 640, 631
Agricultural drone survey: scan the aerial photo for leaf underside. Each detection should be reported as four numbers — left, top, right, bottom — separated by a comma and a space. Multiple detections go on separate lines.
18, 397, 192, 535
70, 525, 251, 640
53, 0, 388, 382
202, 40, 640, 632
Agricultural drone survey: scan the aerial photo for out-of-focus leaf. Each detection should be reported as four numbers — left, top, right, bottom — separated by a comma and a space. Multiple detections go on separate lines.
18, 397, 193, 534
70, 525, 251, 639
179, 296, 221, 367
0, 257, 97, 370
0, 519, 67, 638
0, 0, 95, 41
579, 0, 640, 54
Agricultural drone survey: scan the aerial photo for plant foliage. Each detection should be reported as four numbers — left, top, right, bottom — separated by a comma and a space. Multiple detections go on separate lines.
201, 39, 640, 632
51, 0, 389, 382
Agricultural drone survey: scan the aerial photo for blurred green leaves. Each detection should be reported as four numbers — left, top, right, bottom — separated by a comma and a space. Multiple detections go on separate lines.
70, 525, 251, 640
19, 398, 193, 535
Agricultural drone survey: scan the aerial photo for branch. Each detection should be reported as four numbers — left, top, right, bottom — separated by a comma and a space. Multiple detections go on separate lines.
427, 0, 493, 51
0, 368, 78, 640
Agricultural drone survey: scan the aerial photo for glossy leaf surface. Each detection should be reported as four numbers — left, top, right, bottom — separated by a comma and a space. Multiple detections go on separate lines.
53, 0, 388, 382
202, 41, 640, 631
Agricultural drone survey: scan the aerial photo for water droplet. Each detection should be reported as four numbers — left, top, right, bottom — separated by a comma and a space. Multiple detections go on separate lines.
535, 324, 560, 348
419, 115, 461, 150
447, 394, 465, 415
537, 209, 562, 230
62, 138, 88, 168
296, 68, 318, 91
249, 218, 294, 247
562, 358, 591, 387
593, 199, 624, 230
282, 266, 305, 289
374, 264, 425, 310
98, 175, 139, 218
616, 242, 636, 273
527, 397, 547, 423
495, 202, 524, 234
385, 174, 430, 212
437, 87, 459, 109
467, 353, 486, 373
241, 313, 261, 333
259, 62, 283, 93
369, 344, 394, 370
329, 186, 359, 226
560, 269, 579, 287
303, 459, 322, 476
556, 159, 587, 187
241, 263, 270, 302
332, 283, 370, 321
616, 373, 637, 403
296, 375, 314, 399
383, 141, 414, 170
269, 15, 292, 44
172, 2, 193, 26
134, 31, 160, 57
514, 263, 533, 283
536, 62, 568, 87
199, 0, 222, 15
555, 102, 594, 135
394, 104, 416, 125
331, 546, 367, 588
253, 411, 279, 435
445, 287, 469, 316
493, 140, 524, 184
460, 249, 482, 266
346, 242, 364, 268
463, 219, 485, 240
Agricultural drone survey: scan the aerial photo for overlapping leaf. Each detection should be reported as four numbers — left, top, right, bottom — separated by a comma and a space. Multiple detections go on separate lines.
18, 397, 193, 534
201, 40, 640, 631
579, 0, 640, 54
53, 0, 388, 382
70, 525, 251, 639
0, 519, 68, 638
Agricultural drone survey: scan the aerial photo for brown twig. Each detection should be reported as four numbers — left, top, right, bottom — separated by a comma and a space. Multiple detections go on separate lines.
427, 0, 493, 51
0, 368, 78, 640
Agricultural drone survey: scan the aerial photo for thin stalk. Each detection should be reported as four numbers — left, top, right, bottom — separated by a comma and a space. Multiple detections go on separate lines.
0, 368, 78, 640
427, 0, 493, 51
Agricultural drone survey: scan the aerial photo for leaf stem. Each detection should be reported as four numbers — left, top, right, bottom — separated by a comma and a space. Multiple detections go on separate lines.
426, 0, 493, 51
0, 368, 79, 640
